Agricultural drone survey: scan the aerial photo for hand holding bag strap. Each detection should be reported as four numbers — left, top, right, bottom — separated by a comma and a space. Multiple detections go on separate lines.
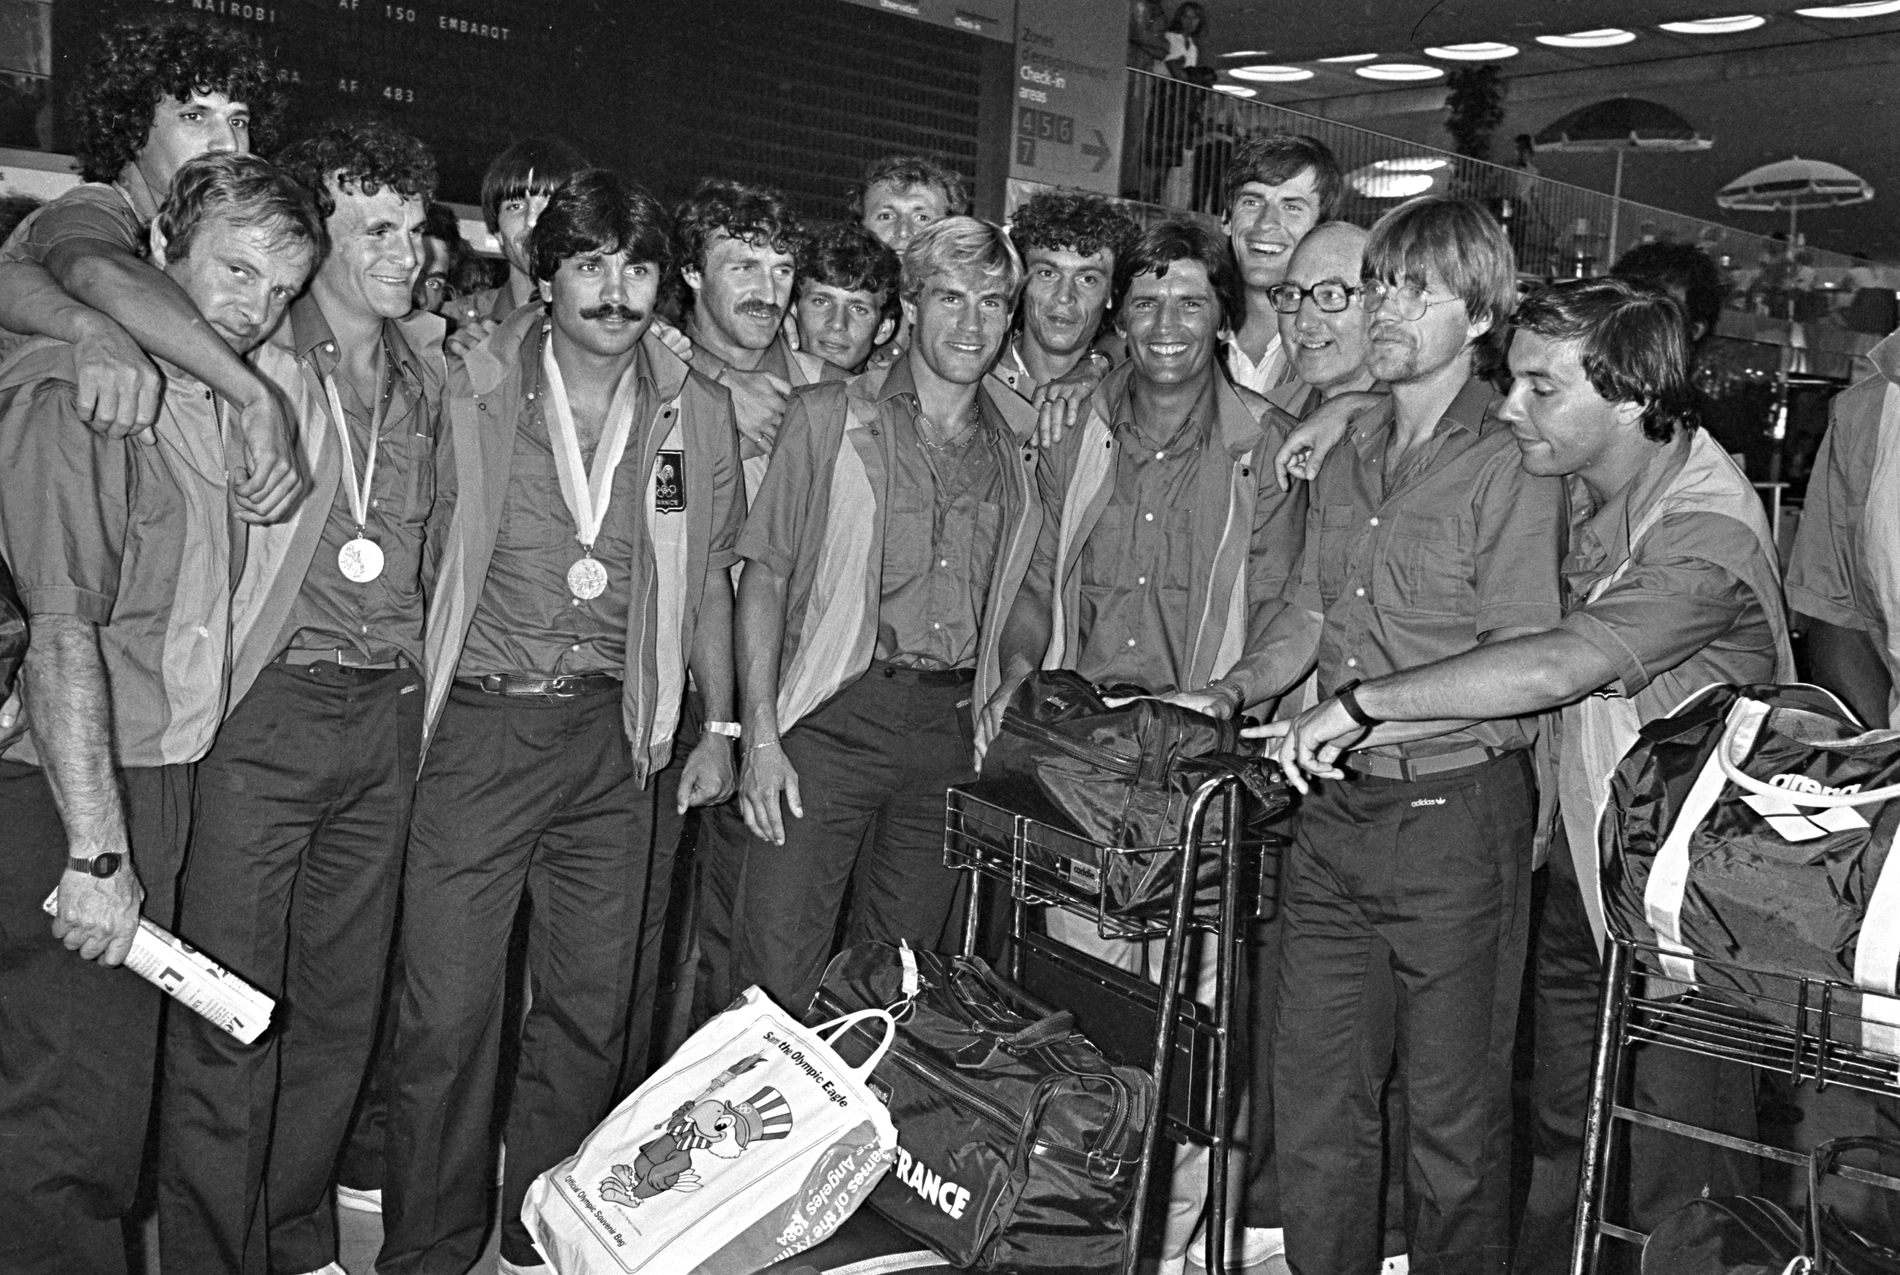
1807, 1137, 1900, 1270
812, 1008, 900, 1079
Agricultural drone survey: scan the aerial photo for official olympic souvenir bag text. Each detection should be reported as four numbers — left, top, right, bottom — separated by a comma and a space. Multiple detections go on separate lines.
522, 985, 899, 1275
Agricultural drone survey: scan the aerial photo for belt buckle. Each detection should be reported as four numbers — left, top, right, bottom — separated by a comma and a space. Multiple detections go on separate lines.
546, 675, 584, 699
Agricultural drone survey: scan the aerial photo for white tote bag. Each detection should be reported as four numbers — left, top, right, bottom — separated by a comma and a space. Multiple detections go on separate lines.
523, 985, 900, 1274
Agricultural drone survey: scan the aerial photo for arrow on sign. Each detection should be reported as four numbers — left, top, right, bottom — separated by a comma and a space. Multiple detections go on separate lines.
1080, 130, 1109, 173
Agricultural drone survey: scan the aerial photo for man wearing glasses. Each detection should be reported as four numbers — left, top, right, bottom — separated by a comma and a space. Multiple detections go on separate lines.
1263, 222, 1377, 417
1239, 198, 1566, 1274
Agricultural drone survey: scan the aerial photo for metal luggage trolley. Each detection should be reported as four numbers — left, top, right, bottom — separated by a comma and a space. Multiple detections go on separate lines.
943, 774, 1280, 1275
1572, 936, 1900, 1272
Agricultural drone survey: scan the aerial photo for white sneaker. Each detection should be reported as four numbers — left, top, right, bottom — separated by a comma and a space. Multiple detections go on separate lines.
1381, 1256, 1410, 1274
1185, 1225, 1288, 1274
497, 1259, 549, 1275
334, 1183, 382, 1214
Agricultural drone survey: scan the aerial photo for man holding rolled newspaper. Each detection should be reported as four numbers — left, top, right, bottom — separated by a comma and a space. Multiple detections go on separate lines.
0, 152, 323, 1273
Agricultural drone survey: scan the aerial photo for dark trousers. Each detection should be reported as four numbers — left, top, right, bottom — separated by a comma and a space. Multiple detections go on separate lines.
692, 798, 748, 1028
158, 662, 422, 1274
379, 684, 656, 1274
624, 688, 701, 1086
1276, 751, 1535, 1275
0, 760, 192, 1275
731, 668, 976, 1014
1513, 837, 1761, 1274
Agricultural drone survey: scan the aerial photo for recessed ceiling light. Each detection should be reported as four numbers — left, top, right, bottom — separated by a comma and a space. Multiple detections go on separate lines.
1221, 50, 1273, 57
1659, 14, 1767, 32
1229, 65, 1315, 82
1351, 170, 1440, 198
1212, 84, 1259, 97
1536, 28, 1639, 47
1424, 42, 1520, 59
1374, 157, 1451, 172
1796, 0, 1900, 15
1318, 52, 1381, 62
1355, 62, 1445, 81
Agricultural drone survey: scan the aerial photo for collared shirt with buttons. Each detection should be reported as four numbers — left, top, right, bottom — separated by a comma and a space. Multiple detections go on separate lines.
280, 294, 439, 666
458, 322, 656, 678
1224, 332, 1290, 396
1288, 373, 1566, 759
874, 355, 1004, 671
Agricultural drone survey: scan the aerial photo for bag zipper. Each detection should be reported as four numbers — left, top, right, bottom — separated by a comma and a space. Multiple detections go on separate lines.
1000, 716, 1142, 775
814, 988, 1024, 1136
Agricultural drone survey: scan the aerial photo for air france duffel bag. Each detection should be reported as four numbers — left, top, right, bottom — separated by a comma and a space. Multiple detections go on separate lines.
1601, 683, 1900, 1051
807, 940, 1154, 1274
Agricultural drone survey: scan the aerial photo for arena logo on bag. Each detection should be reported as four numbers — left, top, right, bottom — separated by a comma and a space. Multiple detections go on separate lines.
596, 1053, 795, 1209
890, 1144, 971, 1219
1739, 773, 1872, 843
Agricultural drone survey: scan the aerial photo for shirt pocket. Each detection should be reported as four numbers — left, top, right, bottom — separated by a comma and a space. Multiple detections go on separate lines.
963, 498, 1003, 578
884, 495, 934, 579
1378, 510, 1469, 615
1315, 503, 1361, 599
1080, 505, 1134, 588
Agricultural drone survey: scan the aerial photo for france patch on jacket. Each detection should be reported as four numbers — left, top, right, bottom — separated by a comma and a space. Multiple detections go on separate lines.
523, 985, 899, 1275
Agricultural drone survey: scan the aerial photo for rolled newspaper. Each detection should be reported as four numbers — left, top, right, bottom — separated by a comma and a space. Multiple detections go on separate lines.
41, 890, 274, 1044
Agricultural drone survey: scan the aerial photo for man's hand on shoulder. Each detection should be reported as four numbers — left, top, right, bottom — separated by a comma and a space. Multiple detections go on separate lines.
1031, 354, 1106, 448
71, 312, 161, 439
720, 367, 792, 456
1274, 390, 1383, 490
651, 316, 694, 362
229, 384, 303, 524
445, 315, 500, 361
52, 857, 144, 966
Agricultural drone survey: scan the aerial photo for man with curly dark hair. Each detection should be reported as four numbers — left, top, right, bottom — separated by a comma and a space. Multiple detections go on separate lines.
0, 16, 299, 522
994, 190, 1135, 404
790, 223, 899, 379
442, 135, 588, 335
155, 116, 456, 1275
0, 150, 320, 1275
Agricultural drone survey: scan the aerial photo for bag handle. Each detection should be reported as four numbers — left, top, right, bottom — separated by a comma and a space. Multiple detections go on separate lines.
1715, 701, 1900, 808
812, 1008, 900, 1080
1806, 1136, 1900, 1267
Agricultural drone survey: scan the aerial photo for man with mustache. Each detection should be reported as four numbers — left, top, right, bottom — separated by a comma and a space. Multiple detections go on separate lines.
377, 169, 742, 1275
730, 217, 1039, 1014
155, 118, 452, 1275
1233, 198, 1565, 1274
1223, 134, 1341, 397
989, 191, 1135, 407
0, 151, 321, 1274
991, 220, 1306, 1274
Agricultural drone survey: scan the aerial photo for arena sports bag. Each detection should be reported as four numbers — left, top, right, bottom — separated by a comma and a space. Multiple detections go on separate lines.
807, 941, 1154, 1274
522, 985, 899, 1275
1601, 683, 1900, 1051
978, 669, 1291, 918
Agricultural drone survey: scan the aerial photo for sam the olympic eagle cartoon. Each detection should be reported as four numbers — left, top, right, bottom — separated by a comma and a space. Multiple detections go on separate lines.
598, 1054, 794, 1207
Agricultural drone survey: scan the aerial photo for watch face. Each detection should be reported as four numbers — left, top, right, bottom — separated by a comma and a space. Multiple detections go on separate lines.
90, 852, 122, 878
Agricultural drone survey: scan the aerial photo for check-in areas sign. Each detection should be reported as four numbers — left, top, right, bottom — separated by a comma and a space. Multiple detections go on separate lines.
1009, 1, 1126, 197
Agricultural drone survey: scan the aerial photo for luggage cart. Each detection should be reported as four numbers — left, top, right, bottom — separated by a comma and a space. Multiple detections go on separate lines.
1573, 936, 1900, 1272
944, 775, 1281, 1275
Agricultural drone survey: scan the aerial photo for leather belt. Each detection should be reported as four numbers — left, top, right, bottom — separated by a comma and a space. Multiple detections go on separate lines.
455, 672, 623, 699
1351, 743, 1508, 782
868, 659, 976, 687
277, 648, 412, 671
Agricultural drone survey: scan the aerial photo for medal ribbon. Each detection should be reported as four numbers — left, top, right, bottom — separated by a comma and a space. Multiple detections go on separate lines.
540, 336, 640, 555
321, 350, 392, 537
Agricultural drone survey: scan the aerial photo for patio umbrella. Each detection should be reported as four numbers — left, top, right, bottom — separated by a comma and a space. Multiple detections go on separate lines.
1716, 156, 1873, 239
1533, 97, 1713, 264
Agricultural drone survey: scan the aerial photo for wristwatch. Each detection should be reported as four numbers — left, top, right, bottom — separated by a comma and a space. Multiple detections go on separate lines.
67, 852, 123, 879
704, 720, 742, 740
1334, 679, 1381, 729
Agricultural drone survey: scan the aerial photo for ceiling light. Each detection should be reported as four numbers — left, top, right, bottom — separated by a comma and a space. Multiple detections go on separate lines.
1659, 14, 1767, 32
1229, 65, 1315, 82
1424, 42, 1520, 59
1796, 1, 1900, 15
1536, 28, 1639, 47
1355, 62, 1445, 81
1221, 49, 1273, 57
1318, 53, 1381, 62
1375, 157, 1451, 172
1212, 84, 1259, 97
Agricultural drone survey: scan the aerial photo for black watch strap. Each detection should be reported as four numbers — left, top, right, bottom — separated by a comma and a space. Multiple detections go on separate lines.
1335, 680, 1379, 729
67, 852, 123, 878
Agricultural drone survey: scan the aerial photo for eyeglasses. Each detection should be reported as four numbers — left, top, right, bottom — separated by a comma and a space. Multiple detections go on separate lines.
1359, 279, 1463, 322
1264, 280, 1372, 314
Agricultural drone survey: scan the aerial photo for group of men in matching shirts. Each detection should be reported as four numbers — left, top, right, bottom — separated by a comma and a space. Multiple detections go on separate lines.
1, 15, 1892, 1275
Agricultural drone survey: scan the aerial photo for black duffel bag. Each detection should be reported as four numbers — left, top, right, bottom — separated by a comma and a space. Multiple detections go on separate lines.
1641, 1137, 1900, 1273
807, 940, 1153, 1274
0, 552, 25, 701
978, 669, 1291, 917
